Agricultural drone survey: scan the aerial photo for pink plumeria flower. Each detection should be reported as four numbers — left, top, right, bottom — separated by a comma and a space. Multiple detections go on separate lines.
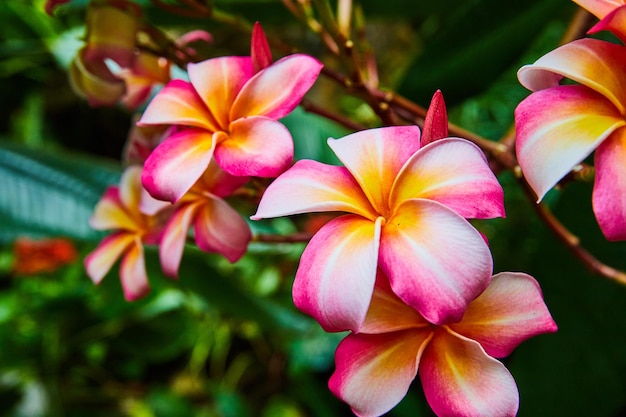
141, 160, 252, 278
330, 271, 557, 417
515, 38, 626, 240
252, 126, 504, 331
85, 166, 167, 300
137, 31, 323, 203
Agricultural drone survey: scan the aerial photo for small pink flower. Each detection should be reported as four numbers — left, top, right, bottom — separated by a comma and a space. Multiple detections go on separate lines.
142, 160, 252, 278
515, 38, 626, 240
253, 126, 504, 331
330, 271, 557, 417
85, 167, 167, 300
138, 26, 323, 202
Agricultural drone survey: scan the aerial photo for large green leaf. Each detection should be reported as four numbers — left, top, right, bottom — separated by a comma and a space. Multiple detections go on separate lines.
0, 140, 121, 243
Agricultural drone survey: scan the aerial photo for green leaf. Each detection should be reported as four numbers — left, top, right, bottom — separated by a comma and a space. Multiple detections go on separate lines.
398, 0, 575, 106
0, 140, 121, 243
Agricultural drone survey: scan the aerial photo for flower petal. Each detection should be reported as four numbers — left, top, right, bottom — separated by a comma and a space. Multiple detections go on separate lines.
251, 159, 376, 220
593, 127, 626, 240
360, 270, 430, 334
193, 197, 251, 263
380, 199, 492, 325
188, 56, 253, 130
449, 272, 557, 358
90, 187, 137, 231
328, 126, 422, 216
329, 330, 432, 417
589, 5, 626, 44
214, 116, 293, 177
196, 159, 250, 198
293, 215, 382, 332
138, 79, 220, 131
118, 166, 142, 210
230, 54, 323, 120
420, 330, 519, 417
515, 85, 624, 201
119, 239, 150, 301
391, 138, 504, 219
159, 203, 200, 278
518, 38, 626, 114
572, 0, 624, 19
142, 128, 216, 202
84, 232, 135, 284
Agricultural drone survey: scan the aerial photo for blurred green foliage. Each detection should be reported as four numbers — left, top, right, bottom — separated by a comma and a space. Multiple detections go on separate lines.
2, 0, 626, 416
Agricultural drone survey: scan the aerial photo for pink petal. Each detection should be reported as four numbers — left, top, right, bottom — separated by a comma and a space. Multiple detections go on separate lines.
327, 126, 422, 216
159, 203, 200, 278
119, 239, 150, 301
380, 199, 492, 325
251, 159, 376, 220
140, 186, 171, 216
90, 187, 137, 231
196, 159, 250, 198
142, 128, 216, 202
214, 116, 293, 177
590, 6, 626, 56
518, 38, 626, 114
421, 90, 448, 146
188, 56, 254, 130
230, 54, 323, 120
193, 197, 251, 262
593, 127, 626, 240
329, 330, 432, 417
515, 85, 624, 201
360, 271, 431, 334
420, 330, 519, 417
391, 138, 504, 219
293, 215, 382, 332
251, 22, 273, 72
137, 79, 220, 132
572, 0, 625, 19
69, 49, 126, 107
84, 232, 135, 284
449, 272, 557, 358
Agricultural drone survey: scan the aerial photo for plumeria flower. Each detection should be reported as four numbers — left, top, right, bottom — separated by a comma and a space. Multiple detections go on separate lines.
252, 126, 504, 331
85, 166, 168, 300
573, 0, 626, 42
515, 38, 626, 240
141, 159, 252, 278
138, 25, 323, 203
330, 271, 557, 417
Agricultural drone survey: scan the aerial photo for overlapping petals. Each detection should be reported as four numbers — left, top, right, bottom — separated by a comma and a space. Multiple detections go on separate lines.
139, 47, 322, 203
573, 1, 626, 43
84, 167, 167, 300
156, 161, 251, 278
329, 272, 557, 417
253, 126, 504, 330
515, 38, 626, 239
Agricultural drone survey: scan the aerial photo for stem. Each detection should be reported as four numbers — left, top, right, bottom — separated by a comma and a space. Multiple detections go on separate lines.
300, 98, 367, 131
253, 233, 313, 243
520, 179, 626, 285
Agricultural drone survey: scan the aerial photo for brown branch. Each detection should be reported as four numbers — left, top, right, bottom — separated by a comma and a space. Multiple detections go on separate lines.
519, 178, 626, 285
150, 0, 209, 18
253, 233, 313, 243
300, 98, 367, 131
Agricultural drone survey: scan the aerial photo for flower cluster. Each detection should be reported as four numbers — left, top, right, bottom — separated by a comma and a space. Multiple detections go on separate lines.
57, 2, 570, 415
515, 0, 626, 240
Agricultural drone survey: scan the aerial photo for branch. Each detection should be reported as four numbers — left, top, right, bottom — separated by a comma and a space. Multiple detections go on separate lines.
253, 233, 313, 243
519, 178, 626, 285
300, 98, 367, 131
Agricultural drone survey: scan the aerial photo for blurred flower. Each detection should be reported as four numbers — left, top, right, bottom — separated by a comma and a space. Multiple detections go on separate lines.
123, 121, 174, 166
84, 167, 168, 300
12, 238, 77, 275
141, 159, 251, 278
330, 271, 557, 417
252, 126, 504, 331
515, 38, 626, 240
138, 24, 323, 203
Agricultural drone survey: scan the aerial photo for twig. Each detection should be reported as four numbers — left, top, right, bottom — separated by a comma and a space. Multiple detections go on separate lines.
300, 98, 367, 131
253, 233, 313, 243
520, 178, 626, 285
